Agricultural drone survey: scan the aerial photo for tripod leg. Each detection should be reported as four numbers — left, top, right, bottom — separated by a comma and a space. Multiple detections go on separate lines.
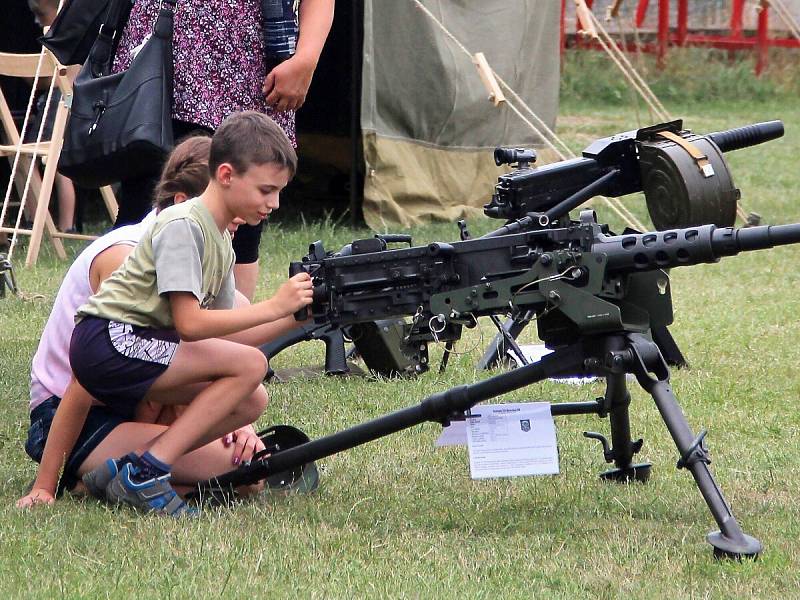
651, 325, 688, 368
597, 373, 652, 482
475, 310, 534, 370
647, 379, 762, 558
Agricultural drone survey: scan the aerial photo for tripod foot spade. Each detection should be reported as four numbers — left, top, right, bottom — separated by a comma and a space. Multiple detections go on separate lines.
599, 463, 652, 483
708, 531, 762, 560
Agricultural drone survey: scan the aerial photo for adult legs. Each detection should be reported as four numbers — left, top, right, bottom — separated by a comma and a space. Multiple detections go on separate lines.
55, 175, 76, 232
231, 220, 264, 301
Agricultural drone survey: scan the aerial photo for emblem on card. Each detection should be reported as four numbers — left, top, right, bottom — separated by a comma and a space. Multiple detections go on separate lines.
520, 419, 531, 432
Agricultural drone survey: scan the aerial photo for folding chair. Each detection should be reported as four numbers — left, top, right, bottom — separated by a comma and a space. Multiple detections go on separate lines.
0, 46, 118, 267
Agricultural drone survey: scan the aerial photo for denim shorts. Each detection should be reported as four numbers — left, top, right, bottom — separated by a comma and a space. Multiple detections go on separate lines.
25, 396, 125, 491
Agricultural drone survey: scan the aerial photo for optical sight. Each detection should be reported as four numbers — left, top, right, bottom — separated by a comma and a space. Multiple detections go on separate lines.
494, 147, 537, 168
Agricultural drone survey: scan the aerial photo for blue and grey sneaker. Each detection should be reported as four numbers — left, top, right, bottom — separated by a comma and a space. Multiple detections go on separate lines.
105, 463, 196, 517
82, 458, 120, 499
82, 453, 140, 500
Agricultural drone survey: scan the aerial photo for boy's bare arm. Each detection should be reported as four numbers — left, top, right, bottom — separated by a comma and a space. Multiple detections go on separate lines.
223, 314, 300, 347
171, 272, 313, 342
16, 380, 93, 508
219, 291, 301, 346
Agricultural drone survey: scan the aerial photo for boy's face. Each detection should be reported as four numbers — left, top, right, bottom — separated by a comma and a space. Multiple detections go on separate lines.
224, 162, 290, 226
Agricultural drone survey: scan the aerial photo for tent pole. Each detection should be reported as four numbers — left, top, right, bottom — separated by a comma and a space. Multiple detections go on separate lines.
350, 0, 365, 226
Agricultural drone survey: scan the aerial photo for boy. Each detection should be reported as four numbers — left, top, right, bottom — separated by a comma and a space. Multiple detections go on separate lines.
69, 112, 312, 516
17, 135, 307, 510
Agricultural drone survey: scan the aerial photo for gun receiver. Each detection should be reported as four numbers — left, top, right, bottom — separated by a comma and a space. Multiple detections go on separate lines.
485, 120, 783, 230
292, 213, 800, 348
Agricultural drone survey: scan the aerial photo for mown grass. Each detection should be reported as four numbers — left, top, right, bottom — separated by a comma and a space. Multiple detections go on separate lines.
2, 59, 800, 597
561, 46, 800, 107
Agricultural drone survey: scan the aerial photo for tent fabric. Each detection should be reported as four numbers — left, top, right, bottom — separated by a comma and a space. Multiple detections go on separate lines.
361, 0, 561, 229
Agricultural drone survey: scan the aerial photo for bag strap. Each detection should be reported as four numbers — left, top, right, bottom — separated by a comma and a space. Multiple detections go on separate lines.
88, 0, 176, 77
100, 0, 131, 38
153, 0, 178, 41
88, 0, 131, 76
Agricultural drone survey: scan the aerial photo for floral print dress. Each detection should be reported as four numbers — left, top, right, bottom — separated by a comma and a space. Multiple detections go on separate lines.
112, 0, 296, 145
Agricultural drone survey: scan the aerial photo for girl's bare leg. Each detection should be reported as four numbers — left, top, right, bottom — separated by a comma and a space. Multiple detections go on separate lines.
79, 422, 262, 492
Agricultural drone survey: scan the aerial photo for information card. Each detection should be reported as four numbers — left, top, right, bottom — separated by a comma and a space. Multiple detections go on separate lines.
465, 402, 559, 479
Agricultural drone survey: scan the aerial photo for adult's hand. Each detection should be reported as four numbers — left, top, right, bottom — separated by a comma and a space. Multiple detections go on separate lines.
262, 54, 316, 113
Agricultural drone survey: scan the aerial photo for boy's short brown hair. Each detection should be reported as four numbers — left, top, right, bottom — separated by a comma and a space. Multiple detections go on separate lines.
209, 111, 297, 178
153, 135, 212, 211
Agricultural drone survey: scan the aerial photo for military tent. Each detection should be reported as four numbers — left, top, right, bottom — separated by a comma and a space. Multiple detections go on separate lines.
297, 0, 561, 229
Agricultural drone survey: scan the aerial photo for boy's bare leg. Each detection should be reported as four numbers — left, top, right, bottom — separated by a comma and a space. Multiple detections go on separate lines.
140, 338, 269, 465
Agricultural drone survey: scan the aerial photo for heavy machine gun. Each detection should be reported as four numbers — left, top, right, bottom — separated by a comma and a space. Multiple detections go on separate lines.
484, 118, 782, 229
196, 120, 793, 558
259, 119, 783, 375
472, 118, 783, 370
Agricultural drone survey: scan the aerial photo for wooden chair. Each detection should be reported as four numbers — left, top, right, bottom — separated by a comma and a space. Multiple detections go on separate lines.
0, 47, 118, 266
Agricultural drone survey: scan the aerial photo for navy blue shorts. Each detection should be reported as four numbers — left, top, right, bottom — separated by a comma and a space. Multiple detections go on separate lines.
25, 396, 125, 491
70, 316, 180, 420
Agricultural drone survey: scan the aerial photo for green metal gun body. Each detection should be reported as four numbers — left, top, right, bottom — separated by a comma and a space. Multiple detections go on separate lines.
293, 213, 800, 348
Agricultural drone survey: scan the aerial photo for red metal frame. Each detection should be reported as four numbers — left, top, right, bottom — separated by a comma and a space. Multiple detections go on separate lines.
562, 0, 800, 76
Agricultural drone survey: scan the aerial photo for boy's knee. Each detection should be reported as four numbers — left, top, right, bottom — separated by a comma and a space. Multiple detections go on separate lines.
237, 348, 268, 384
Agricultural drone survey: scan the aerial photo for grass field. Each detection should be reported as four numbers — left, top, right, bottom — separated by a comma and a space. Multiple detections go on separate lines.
2, 57, 800, 598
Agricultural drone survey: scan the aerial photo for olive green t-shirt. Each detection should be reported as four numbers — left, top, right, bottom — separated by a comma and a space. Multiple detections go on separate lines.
77, 198, 235, 328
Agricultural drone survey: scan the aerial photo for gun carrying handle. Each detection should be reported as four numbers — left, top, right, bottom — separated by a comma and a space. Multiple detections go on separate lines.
376, 234, 412, 246
288, 262, 309, 321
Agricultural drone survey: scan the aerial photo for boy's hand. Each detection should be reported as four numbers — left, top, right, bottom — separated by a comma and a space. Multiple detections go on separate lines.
272, 272, 314, 318
222, 425, 267, 465
16, 488, 55, 509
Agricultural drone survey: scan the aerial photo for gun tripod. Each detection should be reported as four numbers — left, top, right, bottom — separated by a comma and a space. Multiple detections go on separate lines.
195, 330, 760, 558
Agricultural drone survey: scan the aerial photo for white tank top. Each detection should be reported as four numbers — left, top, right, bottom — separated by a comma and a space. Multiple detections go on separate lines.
29, 212, 156, 410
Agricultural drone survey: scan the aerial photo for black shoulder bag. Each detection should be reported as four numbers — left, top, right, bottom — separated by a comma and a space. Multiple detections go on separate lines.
58, 0, 175, 188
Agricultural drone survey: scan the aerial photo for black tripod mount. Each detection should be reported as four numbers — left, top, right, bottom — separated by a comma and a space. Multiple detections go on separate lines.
198, 330, 760, 558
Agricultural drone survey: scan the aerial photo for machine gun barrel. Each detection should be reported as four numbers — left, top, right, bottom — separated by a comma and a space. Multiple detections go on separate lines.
599, 222, 800, 272
707, 120, 784, 153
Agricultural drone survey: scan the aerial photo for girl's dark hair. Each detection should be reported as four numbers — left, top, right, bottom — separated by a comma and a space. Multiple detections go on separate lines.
153, 135, 212, 211
209, 111, 297, 177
